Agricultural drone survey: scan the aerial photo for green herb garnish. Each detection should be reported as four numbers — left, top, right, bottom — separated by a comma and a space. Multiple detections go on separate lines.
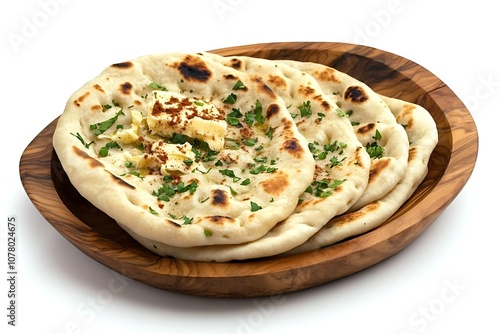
232, 80, 246, 90
70, 132, 94, 149
244, 100, 265, 125
250, 201, 262, 212
223, 93, 237, 104
299, 101, 312, 118
153, 179, 198, 202
89, 109, 124, 135
98, 141, 121, 157
305, 179, 346, 198
226, 108, 243, 126
148, 82, 168, 91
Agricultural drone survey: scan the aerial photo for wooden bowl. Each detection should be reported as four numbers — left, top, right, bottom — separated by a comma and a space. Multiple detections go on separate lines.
19, 42, 478, 298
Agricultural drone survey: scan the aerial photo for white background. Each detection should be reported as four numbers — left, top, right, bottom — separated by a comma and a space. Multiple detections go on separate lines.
2, 0, 498, 333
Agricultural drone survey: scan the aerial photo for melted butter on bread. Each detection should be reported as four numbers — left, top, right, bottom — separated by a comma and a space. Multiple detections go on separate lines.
147, 91, 226, 151
98, 109, 144, 144
142, 141, 198, 175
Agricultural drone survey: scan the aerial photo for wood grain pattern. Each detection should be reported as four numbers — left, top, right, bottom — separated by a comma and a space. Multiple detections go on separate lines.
19, 42, 478, 297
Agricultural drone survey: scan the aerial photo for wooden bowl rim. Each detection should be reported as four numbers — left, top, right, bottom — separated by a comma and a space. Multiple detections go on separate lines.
19, 42, 478, 296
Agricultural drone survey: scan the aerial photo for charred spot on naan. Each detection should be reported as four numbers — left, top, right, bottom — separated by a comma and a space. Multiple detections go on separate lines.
396, 104, 416, 129
408, 147, 419, 163
344, 86, 369, 103
72, 146, 104, 169
281, 137, 305, 159
110, 61, 134, 69
93, 84, 105, 93
72, 146, 135, 190
332, 202, 381, 227
175, 55, 212, 82
267, 74, 287, 89
120, 82, 133, 95
205, 215, 236, 225
320, 100, 331, 110
356, 123, 376, 135
223, 74, 249, 90
251, 77, 276, 99
314, 68, 341, 84
298, 85, 315, 96
350, 147, 367, 169
229, 58, 242, 70
166, 219, 182, 228
106, 172, 136, 190
265, 103, 281, 119
259, 171, 289, 196
368, 158, 391, 184
73, 91, 90, 107
211, 189, 229, 207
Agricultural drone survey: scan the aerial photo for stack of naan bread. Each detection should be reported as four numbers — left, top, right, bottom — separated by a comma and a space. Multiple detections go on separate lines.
53, 52, 438, 262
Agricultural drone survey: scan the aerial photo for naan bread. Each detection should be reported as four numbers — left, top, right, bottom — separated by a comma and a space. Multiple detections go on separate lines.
53, 50, 438, 262
277, 60, 409, 211
53, 52, 316, 248
287, 96, 438, 253
123, 54, 372, 261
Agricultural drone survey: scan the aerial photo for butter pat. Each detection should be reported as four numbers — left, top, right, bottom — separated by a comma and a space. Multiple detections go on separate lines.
147, 91, 226, 151
98, 109, 144, 144
137, 141, 198, 174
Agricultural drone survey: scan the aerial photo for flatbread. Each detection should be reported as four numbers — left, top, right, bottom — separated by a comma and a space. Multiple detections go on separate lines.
53, 50, 437, 263
276, 60, 409, 211
123, 54, 372, 261
287, 96, 438, 254
53, 52, 316, 248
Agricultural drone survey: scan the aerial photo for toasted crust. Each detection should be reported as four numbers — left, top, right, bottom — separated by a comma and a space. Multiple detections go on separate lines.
53, 52, 316, 248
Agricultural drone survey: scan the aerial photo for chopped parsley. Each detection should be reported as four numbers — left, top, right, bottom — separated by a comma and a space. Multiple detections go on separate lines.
365, 129, 385, 159
249, 164, 277, 174
250, 201, 262, 212
153, 177, 198, 202
70, 132, 94, 149
223, 93, 237, 104
308, 141, 347, 167
120, 171, 144, 179
240, 178, 251, 186
244, 100, 265, 125
336, 108, 348, 117
243, 138, 258, 146
148, 82, 168, 91
102, 104, 113, 111
98, 141, 121, 157
365, 142, 384, 159
305, 179, 346, 198
168, 213, 193, 225
168, 134, 218, 162
89, 109, 124, 135
266, 127, 274, 139
226, 108, 243, 127
298, 101, 312, 118
219, 168, 241, 182
317, 112, 326, 122
232, 80, 246, 90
